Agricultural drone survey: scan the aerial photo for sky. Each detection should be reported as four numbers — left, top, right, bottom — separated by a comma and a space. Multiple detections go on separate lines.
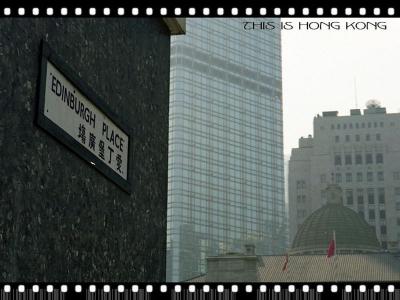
281, 18, 400, 156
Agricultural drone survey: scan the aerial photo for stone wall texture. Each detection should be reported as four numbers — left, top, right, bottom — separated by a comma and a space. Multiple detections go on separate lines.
0, 18, 171, 281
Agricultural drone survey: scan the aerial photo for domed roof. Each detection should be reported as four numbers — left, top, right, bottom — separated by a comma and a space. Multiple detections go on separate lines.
290, 185, 381, 255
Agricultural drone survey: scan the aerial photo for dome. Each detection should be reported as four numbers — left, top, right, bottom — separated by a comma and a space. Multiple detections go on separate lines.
290, 185, 381, 255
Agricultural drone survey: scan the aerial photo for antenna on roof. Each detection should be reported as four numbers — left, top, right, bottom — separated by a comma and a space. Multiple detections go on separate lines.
354, 77, 358, 109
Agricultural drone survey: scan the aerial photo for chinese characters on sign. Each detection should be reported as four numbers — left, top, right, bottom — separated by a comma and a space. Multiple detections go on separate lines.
43, 61, 129, 181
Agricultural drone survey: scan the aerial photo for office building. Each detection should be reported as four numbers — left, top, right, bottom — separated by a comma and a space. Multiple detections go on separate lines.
167, 18, 286, 281
289, 104, 400, 252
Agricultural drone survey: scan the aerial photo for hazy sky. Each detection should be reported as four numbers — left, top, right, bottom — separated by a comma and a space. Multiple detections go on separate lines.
281, 18, 400, 156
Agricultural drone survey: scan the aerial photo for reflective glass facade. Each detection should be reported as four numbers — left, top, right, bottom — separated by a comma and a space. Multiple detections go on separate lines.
167, 18, 286, 282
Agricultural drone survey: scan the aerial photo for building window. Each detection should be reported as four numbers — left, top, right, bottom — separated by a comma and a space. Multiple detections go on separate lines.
346, 190, 353, 205
358, 210, 365, 219
397, 218, 400, 226
376, 153, 383, 164
394, 172, 400, 180
368, 122, 372, 128
337, 124, 341, 129
346, 173, 352, 183
357, 189, 364, 205
335, 136, 340, 143
345, 154, 352, 165
366, 153, 373, 164
376, 133, 381, 141
378, 188, 385, 204
336, 173, 342, 183
381, 225, 387, 234
379, 210, 386, 220
380, 122, 384, 127
367, 189, 375, 204
367, 172, 373, 182
362, 123, 365, 128
331, 124, 335, 130
344, 124, 347, 129
395, 188, 400, 210
334, 154, 342, 166
377, 171, 384, 182
374, 122, 378, 128
356, 123, 359, 129
345, 135, 350, 142
296, 180, 306, 189
355, 134, 360, 141
297, 195, 306, 204
357, 172, 363, 182
366, 134, 370, 141
369, 209, 375, 220
349, 123, 353, 129
355, 153, 363, 164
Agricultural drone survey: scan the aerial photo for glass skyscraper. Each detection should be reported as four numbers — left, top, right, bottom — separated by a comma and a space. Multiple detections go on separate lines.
167, 18, 286, 282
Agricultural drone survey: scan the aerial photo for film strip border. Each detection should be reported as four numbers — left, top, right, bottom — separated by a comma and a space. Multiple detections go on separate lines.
0, 283, 399, 300
0, 6, 399, 17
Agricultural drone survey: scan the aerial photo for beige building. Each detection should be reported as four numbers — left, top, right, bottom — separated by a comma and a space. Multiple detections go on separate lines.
289, 105, 400, 251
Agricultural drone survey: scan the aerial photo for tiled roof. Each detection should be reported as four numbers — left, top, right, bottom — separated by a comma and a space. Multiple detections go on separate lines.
259, 254, 400, 282
187, 274, 206, 282
187, 253, 400, 282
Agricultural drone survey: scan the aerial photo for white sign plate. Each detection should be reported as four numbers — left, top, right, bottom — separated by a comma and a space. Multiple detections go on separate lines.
40, 58, 129, 183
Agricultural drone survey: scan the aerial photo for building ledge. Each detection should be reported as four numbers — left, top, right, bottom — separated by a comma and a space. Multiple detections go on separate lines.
163, 18, 186, 35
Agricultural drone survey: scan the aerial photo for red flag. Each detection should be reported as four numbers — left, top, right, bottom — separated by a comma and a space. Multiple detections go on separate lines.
282, 253, 288, 271
326, 231, 336, 258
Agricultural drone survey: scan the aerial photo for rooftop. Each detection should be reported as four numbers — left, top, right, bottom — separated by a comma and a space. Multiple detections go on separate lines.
319, 106, 389, 118
189, 253, 400, 282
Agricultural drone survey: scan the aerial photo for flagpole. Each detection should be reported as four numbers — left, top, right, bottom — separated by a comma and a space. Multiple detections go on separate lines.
334, 230, 337, 282
333, 230, 336, 256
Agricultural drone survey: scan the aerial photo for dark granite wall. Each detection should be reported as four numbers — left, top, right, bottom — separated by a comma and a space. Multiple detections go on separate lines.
0, 18, 170, 281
